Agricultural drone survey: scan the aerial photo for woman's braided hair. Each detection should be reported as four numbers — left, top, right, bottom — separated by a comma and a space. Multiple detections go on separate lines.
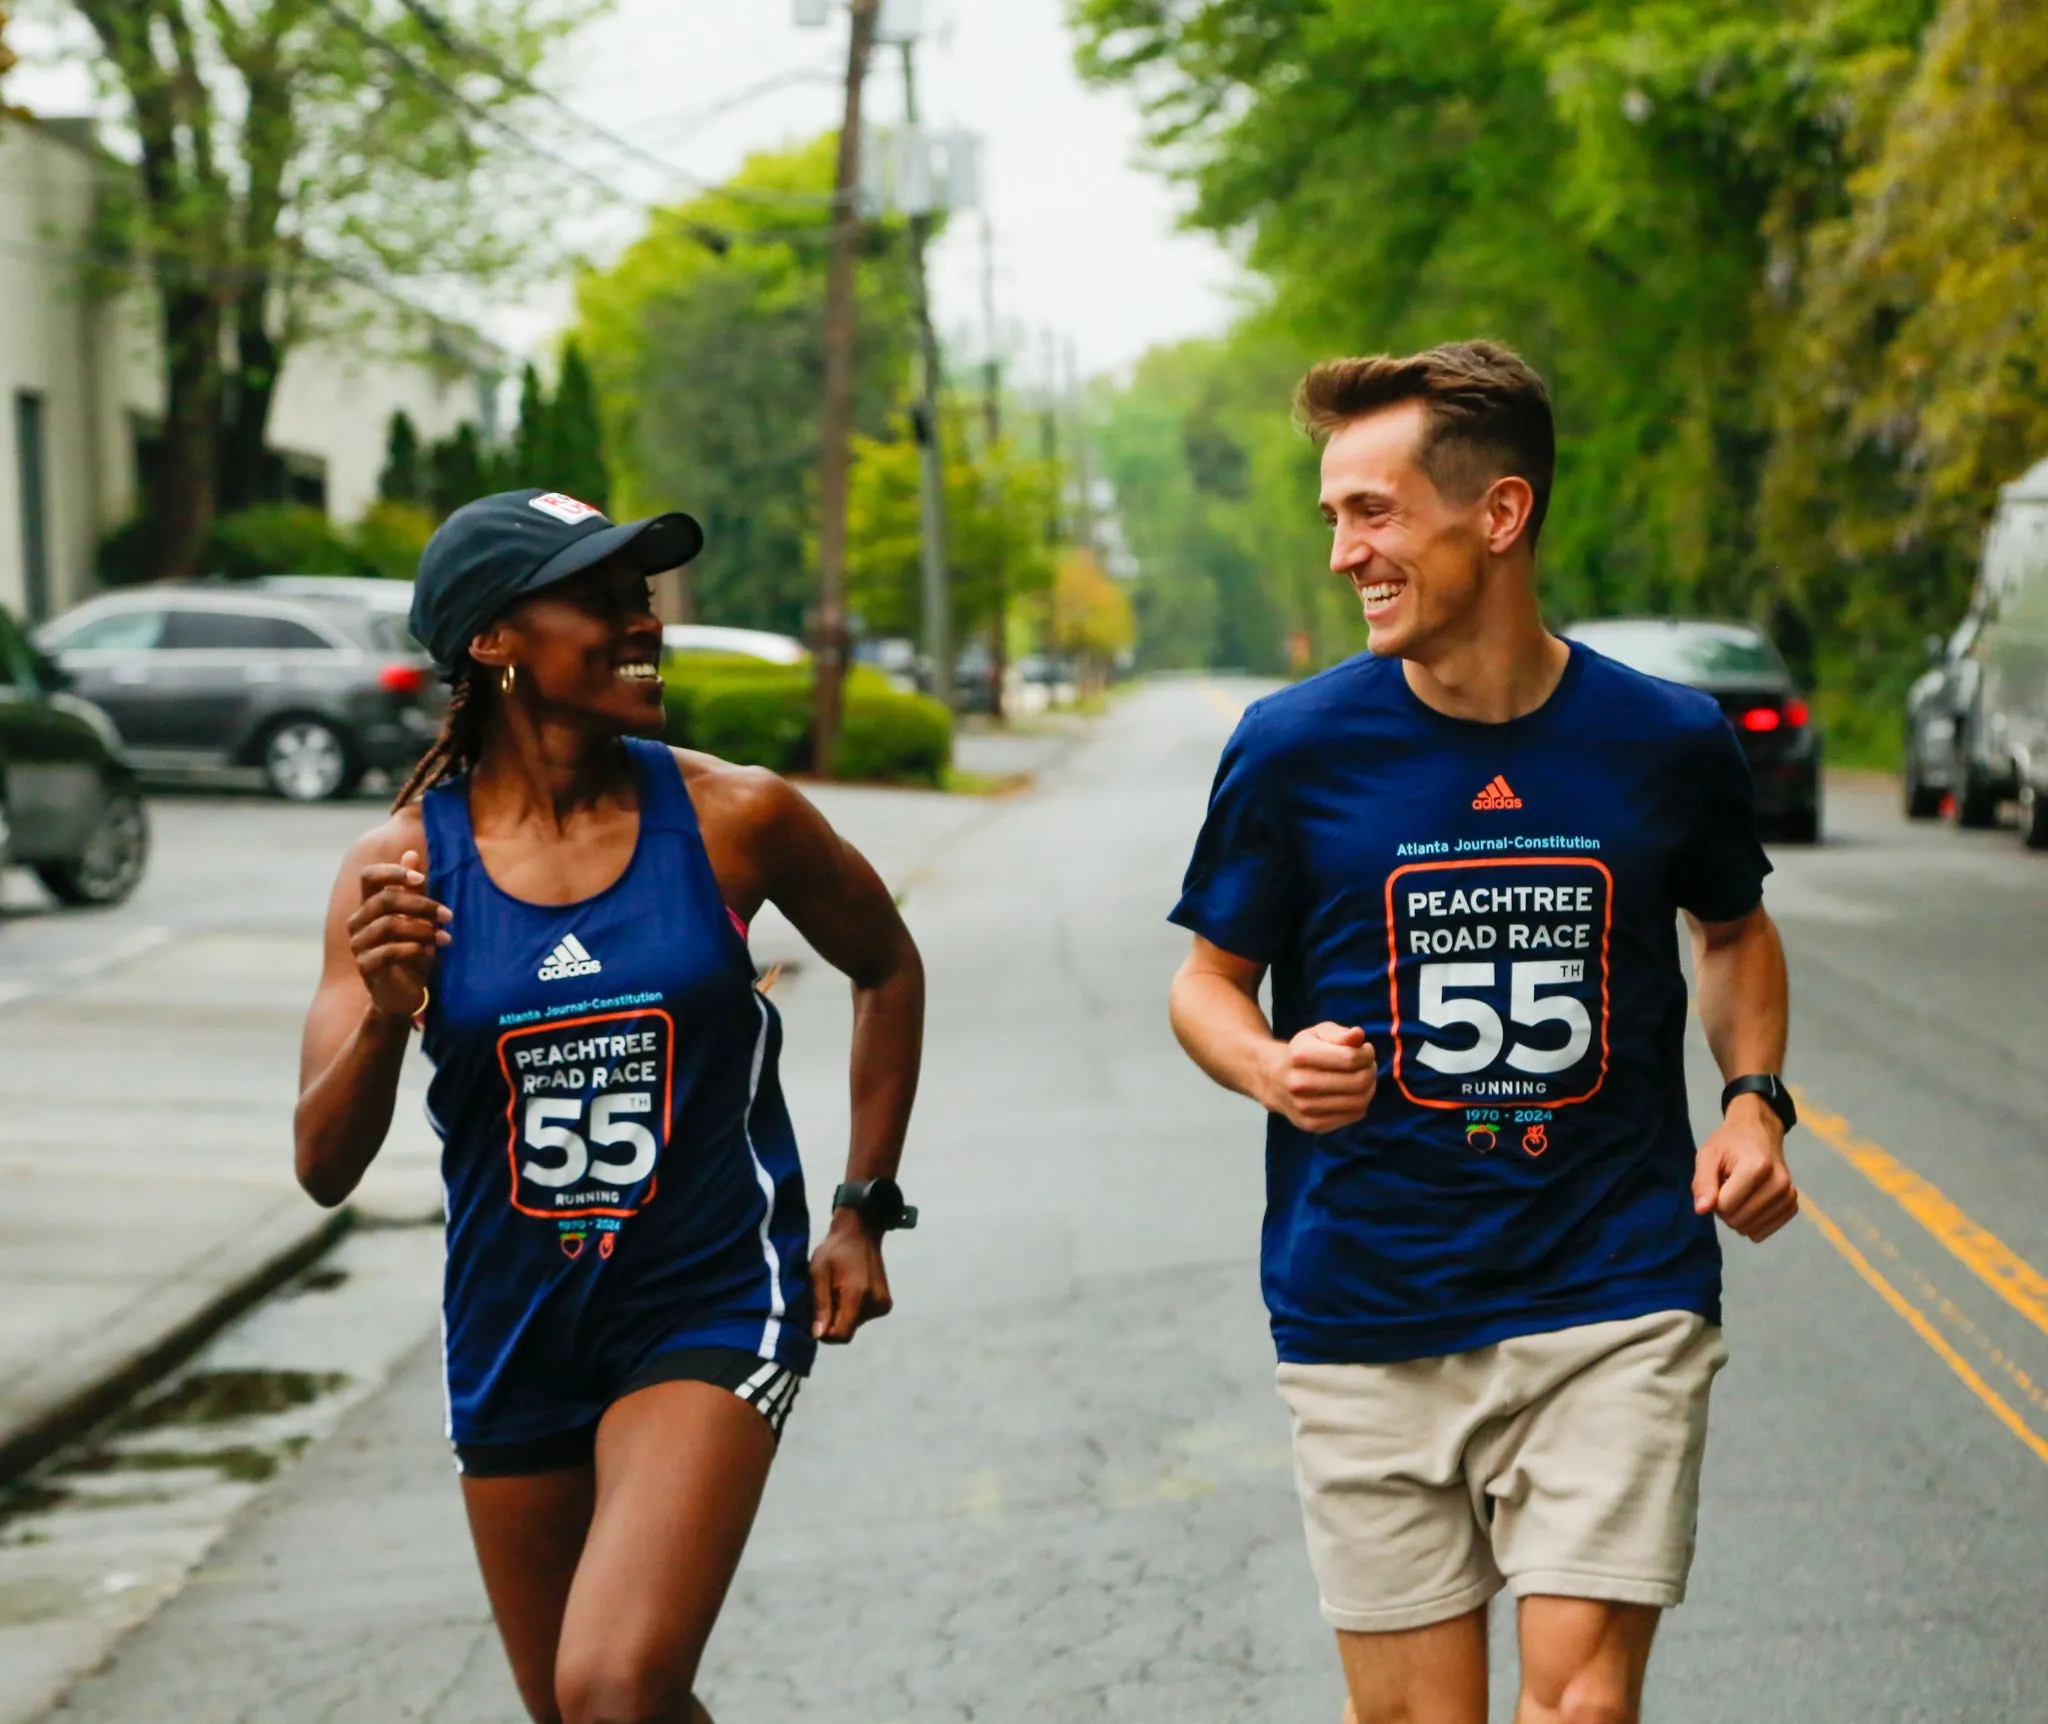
390, 661, 489, 810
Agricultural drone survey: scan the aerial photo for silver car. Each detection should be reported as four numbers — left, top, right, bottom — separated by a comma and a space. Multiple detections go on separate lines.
35, 585, 441, 801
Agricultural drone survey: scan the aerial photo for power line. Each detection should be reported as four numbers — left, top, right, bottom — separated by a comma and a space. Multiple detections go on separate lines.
388, 0, 839, 209
305, 0, 850, 252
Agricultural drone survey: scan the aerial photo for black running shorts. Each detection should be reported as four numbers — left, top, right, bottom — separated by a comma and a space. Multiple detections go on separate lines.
452, 1345, 802, 1477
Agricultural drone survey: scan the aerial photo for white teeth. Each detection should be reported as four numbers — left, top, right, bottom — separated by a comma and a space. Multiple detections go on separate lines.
615, 663, 660, 681
1363, 584, 1400, 603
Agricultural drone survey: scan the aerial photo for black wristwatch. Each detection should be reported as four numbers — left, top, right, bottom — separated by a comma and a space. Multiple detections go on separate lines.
832, 1177, 918, 1232
1721, 1074, 1797, 1132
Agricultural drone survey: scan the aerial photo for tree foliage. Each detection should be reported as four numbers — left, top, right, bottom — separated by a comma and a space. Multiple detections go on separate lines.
844, 420, 1059, 641
1070, 0, 2048, 757
576, 136, 917, 634
74, 0, 597, 582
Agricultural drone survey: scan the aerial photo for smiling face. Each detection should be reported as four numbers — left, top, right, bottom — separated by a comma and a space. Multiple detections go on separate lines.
1319, 400, 1506, 661
472, 554, 667, 734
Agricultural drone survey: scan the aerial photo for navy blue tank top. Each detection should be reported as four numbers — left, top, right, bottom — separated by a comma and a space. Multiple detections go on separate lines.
420, 737, 813, 1447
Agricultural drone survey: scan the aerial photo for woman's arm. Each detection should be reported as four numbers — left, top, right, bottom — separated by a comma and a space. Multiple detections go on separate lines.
725, 772, 925, 1345
294, 818, 450, 1207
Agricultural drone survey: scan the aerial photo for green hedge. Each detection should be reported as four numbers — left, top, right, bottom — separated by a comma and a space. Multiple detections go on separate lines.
662, 658, 950, 785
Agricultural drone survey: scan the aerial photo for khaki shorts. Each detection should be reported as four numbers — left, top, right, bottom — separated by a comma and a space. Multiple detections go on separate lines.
1276, 1310, 1727, 1633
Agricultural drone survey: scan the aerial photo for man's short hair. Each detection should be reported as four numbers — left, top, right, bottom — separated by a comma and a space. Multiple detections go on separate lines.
1295, 340, 1556, 544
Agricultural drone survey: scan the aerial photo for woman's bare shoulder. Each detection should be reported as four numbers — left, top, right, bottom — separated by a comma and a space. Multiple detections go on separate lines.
340, 799, 432, 873
669, 746, 809, 839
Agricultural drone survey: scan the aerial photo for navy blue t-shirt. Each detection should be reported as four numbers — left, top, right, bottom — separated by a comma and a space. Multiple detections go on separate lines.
1171, 642, 1771, 1364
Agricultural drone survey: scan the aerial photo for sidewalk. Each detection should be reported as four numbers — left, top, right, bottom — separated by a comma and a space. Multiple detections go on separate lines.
0, 726, 1063, 1483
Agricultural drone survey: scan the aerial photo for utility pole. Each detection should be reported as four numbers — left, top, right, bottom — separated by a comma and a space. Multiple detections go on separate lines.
899, 39, 953, 714
811, 0, 880, 777
1066, 334, 1098, 556
980, 212, 1007, 717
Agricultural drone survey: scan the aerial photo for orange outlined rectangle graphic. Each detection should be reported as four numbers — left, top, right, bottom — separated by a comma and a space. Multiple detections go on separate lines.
497, 1008, 676, 1219
1384, 857, 1614, 1111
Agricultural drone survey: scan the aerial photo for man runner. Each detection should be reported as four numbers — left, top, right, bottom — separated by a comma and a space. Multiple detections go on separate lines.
1167, 341, 1797, 1724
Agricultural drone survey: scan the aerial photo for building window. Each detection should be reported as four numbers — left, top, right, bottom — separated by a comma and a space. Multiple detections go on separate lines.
14, 391, 51, 623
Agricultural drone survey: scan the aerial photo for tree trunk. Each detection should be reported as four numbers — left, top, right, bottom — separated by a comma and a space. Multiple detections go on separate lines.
147, 284, 225, 582
218, 294, 283, 512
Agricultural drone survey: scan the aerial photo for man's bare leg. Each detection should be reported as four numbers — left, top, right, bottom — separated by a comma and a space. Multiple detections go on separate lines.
1335, 1605, 1488, 1724
1513, 1597, 1660, 1724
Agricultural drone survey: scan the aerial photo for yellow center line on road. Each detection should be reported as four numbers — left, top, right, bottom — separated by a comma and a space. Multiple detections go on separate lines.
1793, 1086, 2048, 1343
1803, 1193, 2048, 1469
1197, 679, 1248, 722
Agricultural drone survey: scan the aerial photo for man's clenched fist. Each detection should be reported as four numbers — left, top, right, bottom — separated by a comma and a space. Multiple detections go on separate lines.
1260, 1022, 1377, 1134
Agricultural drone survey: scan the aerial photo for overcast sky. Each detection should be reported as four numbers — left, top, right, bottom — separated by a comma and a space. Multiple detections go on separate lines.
11, 0, 1242, 381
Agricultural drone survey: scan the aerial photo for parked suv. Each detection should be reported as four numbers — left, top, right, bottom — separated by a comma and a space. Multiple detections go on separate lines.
36, 585, 440, 801
1910, 458, 2048, 844
0, 602, 148, 905
1902, 614, 1988, 820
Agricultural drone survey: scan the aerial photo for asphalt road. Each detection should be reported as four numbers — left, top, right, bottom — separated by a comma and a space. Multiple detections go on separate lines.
22, 681, 2048, 1722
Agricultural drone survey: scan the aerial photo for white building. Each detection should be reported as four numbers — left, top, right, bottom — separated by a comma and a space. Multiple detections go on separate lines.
0, 116, 501, 622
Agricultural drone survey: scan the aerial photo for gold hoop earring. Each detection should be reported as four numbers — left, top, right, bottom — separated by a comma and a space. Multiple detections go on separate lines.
500, 663, 518, 697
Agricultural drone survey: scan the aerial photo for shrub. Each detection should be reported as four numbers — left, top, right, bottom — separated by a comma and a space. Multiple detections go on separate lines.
351, 500, 437, 582
660, 658, 952, 783
207, 506, 366, 579
836, 686, 950, 785
688, 675, 814, 772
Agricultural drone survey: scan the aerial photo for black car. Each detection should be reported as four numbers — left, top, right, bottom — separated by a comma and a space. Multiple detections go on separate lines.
1567, 619, 1822, 843
0, 602, 149, 906
35, 583, 440, 802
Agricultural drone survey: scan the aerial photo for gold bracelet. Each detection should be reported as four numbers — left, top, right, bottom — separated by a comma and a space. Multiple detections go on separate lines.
410, 986, 430, 1029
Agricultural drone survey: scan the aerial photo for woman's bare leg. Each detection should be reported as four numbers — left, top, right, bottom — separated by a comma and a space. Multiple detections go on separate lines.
550, 1380, 776, 1724
461, 1463, 597, 1723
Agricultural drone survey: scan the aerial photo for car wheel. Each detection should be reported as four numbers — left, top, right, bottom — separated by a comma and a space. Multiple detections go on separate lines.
1902, 753, 1942, 820
1952, 756, 2000, 828
262, 718, 360, 802
1775, 803, 1822, 845
2021, 782, 2048, 851
34, 788, 149, 907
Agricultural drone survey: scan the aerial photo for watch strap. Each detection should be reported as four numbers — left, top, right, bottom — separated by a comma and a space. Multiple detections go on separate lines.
832, 1178, 919, 1231
1721, 1073, 1796, 1131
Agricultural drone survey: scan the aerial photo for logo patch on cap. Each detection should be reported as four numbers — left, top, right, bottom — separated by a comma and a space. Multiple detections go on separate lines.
529, 492, 605, 526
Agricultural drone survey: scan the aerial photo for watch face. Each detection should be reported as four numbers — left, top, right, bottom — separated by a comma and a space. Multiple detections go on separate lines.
866, 1179, 904, 1226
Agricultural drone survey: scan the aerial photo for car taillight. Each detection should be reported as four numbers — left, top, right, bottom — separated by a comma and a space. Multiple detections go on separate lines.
1785, 698, 1809, 728
379, 662, 424, 696
1738, 706, 1782, 732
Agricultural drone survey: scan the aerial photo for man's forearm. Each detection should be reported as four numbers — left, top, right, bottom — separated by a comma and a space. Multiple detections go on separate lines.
1169, 967, 1280, 1109
1691, 908, 1788, 1081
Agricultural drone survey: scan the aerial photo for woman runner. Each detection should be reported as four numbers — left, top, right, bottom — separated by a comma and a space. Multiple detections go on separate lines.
295, 489, 925, 1724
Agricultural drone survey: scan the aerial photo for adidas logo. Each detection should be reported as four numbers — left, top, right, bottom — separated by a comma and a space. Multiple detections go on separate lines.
537, 933, 602, 981
1472, 774, 1523, 811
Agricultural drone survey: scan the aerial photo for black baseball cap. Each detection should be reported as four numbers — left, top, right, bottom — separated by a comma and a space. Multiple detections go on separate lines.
410, 488, 704, 671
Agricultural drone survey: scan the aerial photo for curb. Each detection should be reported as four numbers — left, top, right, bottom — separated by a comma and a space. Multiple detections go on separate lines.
0, 1204, 354, 1485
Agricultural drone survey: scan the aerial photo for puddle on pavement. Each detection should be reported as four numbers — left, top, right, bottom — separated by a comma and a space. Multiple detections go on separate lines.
0, 1223, 441, 1655
286, 1264, 350, 1295
115, 1368, 347, 1433
0, 1372, 344, 1540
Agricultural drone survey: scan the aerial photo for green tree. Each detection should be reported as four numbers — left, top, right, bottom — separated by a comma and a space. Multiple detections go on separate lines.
378, 409, 423, 505
844, 421, 1059, 640
576, 136, 916, 632
1760, 0, 2048, 747
507, 361, 554, 491
550, 339, 610, 511
1072, 0, 1991, 752
427, 421, 491, 521
74, 0, 600, 582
